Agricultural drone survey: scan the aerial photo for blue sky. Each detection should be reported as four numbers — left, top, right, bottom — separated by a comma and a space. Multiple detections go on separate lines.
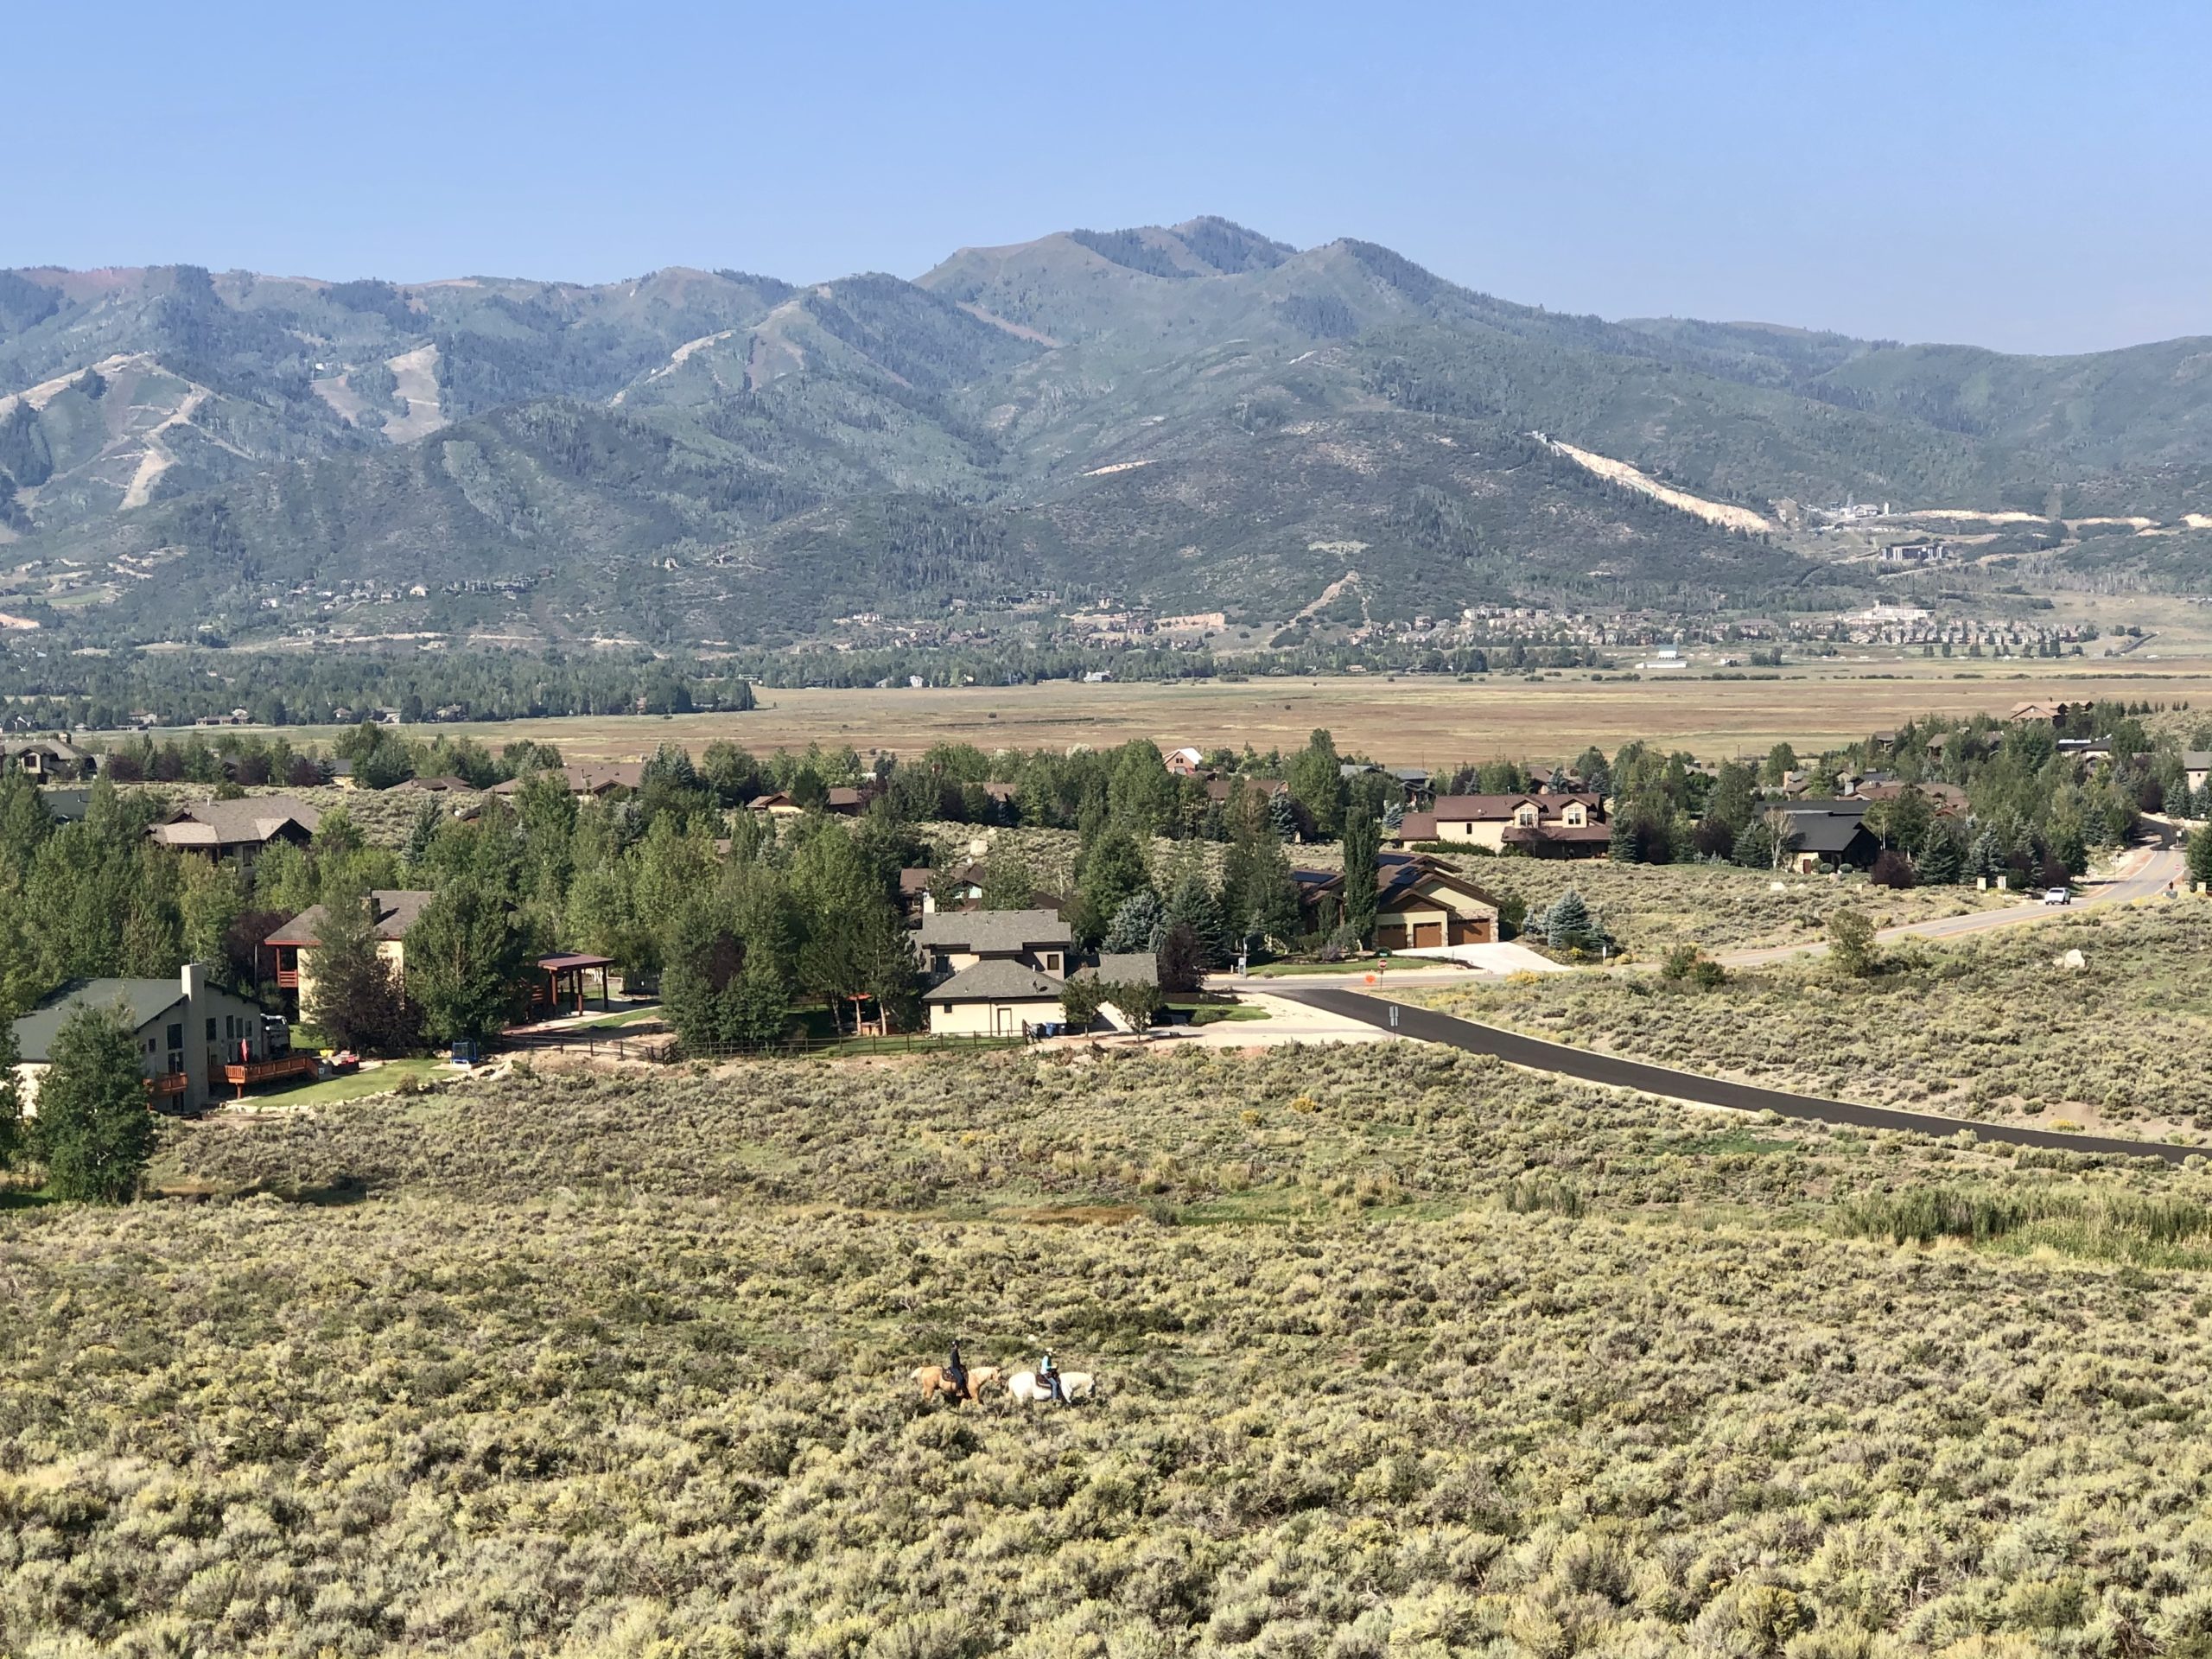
11, 0, 2209, 353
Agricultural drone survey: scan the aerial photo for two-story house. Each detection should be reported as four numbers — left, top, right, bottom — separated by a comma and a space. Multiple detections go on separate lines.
1396, 793, 1610, 858
915, 908, 1074, 1035
10, 963, 281, 1114
264, 890, 434, 1015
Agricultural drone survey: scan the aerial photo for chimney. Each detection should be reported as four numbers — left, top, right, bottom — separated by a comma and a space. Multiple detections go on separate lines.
181, 963, 207, 1004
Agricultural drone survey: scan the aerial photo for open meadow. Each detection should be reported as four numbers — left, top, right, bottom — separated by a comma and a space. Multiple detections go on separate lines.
130, 658, 2212, 768
13, 1047, 2212, 1653
1393, 902, 2212, 1145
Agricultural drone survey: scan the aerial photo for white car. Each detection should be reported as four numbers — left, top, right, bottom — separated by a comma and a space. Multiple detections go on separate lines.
2043, 887, 2072, 906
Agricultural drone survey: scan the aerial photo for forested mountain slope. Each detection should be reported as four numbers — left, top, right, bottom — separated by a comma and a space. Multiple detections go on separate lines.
3, 219, 2209, 645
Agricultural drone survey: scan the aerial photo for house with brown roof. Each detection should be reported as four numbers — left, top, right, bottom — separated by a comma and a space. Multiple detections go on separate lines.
149, 795, 321, 871
3, 735, 96, 781
489, 763, 645, 798
264, 890, 434, 1014
1295, 853, 1503, 950
1400, 793, 1608, 857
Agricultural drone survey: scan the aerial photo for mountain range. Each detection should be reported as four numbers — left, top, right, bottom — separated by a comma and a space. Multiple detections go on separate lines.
3, 219, 2209, 648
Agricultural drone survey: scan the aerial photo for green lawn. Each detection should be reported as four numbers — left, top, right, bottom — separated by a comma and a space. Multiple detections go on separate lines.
241, 1056, 448, 1109
1175, 1002, 1270, 1025
1241, 957, 1398, 978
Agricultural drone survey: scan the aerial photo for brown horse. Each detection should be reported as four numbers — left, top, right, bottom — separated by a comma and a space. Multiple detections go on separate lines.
911, 1363, 1000, 1404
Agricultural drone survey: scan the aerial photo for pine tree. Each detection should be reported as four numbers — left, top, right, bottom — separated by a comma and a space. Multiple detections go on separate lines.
1542, 888, 1599, 952
35, 1003, 153, 1203
1163, 871, 1232, 969
1103, 889, 1166, 953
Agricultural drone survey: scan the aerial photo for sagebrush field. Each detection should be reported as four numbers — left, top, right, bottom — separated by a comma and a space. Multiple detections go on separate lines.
10, 1048, 2212, 1655
1396, 902, 2212, 1142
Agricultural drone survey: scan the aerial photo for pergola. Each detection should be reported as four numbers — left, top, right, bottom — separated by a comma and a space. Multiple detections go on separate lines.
537, 953, 615, 1018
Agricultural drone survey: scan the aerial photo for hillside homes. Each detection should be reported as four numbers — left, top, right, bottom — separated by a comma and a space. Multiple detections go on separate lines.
1294, 853, 1503, 951
148, 796, 321, 871
915, 909, 1074, 1036
1397, 793, 1610, 858
10, 963, 280, 1114
264, 890, 434, 1015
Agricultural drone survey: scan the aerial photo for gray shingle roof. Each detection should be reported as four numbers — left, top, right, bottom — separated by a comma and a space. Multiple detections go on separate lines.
11, 979, 187, 1062
916, 908, 1072, 954
1075, 953, 1160, 986
931, 961, 1065, 1002
150, 794, 321, 849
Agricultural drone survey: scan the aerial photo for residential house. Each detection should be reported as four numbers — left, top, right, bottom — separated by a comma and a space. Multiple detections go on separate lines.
899, 862, 986, 925
925, 961, 1065, 1036
10, 963, 276, 1114
916, 908, 1072, 979
395, 774, 477, 794
1205, 777, 1287, 805
264, 890, 434, 1015
2184, 752, 2211, 796
3, 735, 96, 780
1294, 853, 1503, 951
917, 908, 1075, 1035
149, 795, 321, 872
488, 763, 645, 798
1400, 793, 1608, 857
824, 785, 880, 817
746, 791, 805, 817
1070, 952, 1162, 1031
2008, 701, 2075, 726
1772, 800, 1881, 874
1164, 747, 1206, 776
1854, 779, 1969, 816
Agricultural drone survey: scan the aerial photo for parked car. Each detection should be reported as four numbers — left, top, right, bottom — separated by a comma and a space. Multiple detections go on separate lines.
2043, 887, 2072, 906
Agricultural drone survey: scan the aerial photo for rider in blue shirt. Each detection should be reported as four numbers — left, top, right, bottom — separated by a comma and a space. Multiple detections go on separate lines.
1039, 1349, 1065, 1403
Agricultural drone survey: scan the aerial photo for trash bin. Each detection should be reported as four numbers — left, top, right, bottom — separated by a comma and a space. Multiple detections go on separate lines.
450, 1039, 481, 1066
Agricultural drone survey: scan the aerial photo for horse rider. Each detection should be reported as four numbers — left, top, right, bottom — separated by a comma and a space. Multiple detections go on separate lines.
944, 1339, 969, 1402
1039, 1348, 1065, 1404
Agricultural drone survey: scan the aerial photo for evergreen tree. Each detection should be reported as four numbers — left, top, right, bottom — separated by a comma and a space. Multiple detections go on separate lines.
308, 892, 421, 1055
2189, 830, 2212, 890
1157, 921, 1206, 994
1341, 807, 1382, 945
1074, 830, 1152, 945
1267, 791, 1300, 842
1730, 818, 1776, 870
1916, 823, 1965, 886
979, 848, 1037, 910
35, 1003, 153, 1203
1541, 888, 1600, 952
1103, 889, 1166, 953
1162, 871, 1232, 969
407, 880, 532, 1044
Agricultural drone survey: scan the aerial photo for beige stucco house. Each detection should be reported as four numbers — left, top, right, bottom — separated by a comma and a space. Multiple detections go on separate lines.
265, 890, 433, 1015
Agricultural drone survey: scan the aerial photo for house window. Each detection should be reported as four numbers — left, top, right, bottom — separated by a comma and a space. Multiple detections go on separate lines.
939, 1003, 953, 1014
165, 1022, 184, 1052
1043, 952, 1060, 974
1516, 807, 1536, 825
207, 1017, 219, 1040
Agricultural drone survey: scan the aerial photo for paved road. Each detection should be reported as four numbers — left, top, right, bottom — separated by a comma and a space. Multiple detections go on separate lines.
1268, 982, 2203, 1166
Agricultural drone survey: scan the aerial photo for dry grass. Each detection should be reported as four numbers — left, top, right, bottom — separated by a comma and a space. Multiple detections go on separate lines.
1395, 901, 2212, 1142
9, 1049, 2212, 1650
130, 660, 2212, 766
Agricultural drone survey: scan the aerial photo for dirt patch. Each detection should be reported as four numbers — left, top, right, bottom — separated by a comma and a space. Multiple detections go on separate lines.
1541, 437, 1771, 533
382, 345, 446, 442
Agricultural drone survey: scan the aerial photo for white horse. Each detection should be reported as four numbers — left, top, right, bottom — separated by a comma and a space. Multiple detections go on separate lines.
1008, 1369, 1096, 1405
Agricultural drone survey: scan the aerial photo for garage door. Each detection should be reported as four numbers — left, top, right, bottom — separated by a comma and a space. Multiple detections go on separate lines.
1412, 922, 1443, 948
